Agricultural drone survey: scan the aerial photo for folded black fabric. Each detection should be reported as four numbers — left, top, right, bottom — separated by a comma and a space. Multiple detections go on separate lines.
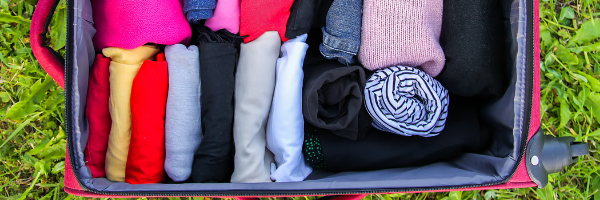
436, 0, 508, 98
312, 0, 334, 29
285, 0, 319, 38
191, 27, 241, 183
304, 95, 489, 171
302, 60, 371, 141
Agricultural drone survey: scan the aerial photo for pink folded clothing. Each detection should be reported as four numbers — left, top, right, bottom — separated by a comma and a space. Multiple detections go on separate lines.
240, 0, 294, 43
358, 0, 445, 77
205, 0, 240, 34
92, 0, 192, 51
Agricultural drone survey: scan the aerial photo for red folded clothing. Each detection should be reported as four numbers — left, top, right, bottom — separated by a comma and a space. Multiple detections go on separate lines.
84, 54, 112, 178
240, 0, 294, 43
125, 53, 169, 184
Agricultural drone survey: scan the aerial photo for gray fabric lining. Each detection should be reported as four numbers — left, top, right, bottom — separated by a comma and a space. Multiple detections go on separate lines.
68, 0, 529, 192
71, 0, 94, 172
512, 0, 529, 159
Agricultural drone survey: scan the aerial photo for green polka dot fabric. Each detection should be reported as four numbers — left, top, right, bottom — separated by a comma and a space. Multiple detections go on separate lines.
303, 131, 324, 169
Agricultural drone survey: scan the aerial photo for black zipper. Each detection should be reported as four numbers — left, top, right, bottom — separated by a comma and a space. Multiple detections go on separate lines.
64, 0, 536, 196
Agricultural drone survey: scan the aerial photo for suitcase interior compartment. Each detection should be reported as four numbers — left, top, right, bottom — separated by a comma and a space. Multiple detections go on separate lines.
66, 0, 532, 193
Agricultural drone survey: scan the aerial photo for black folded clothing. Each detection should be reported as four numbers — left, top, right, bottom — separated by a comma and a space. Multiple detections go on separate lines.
285, 0, 319, 38
302, 60, 372, 141
304, 95, 490, 171
191, 27, 241, 183
437, 0, 508, 99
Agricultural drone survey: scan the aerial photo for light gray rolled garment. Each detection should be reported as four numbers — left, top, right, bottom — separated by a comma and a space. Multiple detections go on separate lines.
164, 44, 202, 182
231, 31, 280, 183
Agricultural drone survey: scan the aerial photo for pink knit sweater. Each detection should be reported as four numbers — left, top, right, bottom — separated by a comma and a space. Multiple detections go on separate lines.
358, 0, 445, 77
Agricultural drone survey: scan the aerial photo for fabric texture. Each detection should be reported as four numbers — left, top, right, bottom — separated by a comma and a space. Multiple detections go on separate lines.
104, 45, 159, 182
302, 131, 324, 169
301, 0, 334, 65
191, 28, 241, 183
319, 0, 362, 65
231, 31, 280, 183
302, 60, 371, 141
267, 34, 313, 182
436, 0, 508, 98
285, 0, 318, 38
84, 54, 112, 178
240, 0, 294, 43
358, 0, 445, 77
304, 95, 489, 171
92, 0, 191, 51
164, 44, 202, 182
184, 0, 216, 24
365, 66, 449, 137
126, 53, 169, 184
204, 0, 240, 34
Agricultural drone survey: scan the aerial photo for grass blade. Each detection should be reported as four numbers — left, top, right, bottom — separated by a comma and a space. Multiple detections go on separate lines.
0, 13, 31, 25
0, 119, 31, 150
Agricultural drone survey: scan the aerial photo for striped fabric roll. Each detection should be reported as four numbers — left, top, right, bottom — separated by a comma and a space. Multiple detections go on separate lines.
364, 66, 449, 137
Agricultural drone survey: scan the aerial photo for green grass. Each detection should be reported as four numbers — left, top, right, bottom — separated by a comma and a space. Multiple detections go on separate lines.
1, 0, 600, 199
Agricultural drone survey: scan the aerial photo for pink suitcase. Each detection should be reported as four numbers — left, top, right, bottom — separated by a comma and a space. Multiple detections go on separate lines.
30, 0, 589, 198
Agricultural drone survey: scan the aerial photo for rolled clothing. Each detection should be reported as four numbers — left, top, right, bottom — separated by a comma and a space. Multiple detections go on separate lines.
191, 28, 241, 183
436, 0, 508, 98
184, 0, 216, 24
164, 44, 202, 182
285, 0, 318, 39
205, 0, 240, 34
92, 0, 191, 51
303, 95, 489, 171
302, 60, 371, 141
126, 53, 169, 184
358, 0, 445, 77
267, 34, 313, 182
364, 66, 449, 137
231, 31, 280, 183
240, 0, 294, 43
319, 0, 362, 65
84, 54, 112, 178
104, 45, 160, 182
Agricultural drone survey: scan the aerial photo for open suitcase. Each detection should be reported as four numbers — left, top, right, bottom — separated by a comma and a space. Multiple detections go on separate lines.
30, 0, 591, 198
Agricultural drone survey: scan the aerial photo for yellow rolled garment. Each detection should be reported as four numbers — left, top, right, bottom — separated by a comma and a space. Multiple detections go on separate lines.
104, 45, 159, 182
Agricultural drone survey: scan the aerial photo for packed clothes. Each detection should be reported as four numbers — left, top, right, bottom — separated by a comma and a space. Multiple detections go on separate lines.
319, 0, 362, 65
84, 54, 111, 178
231, 31, 280, 183
285, 0, 318, 39
164, 44, 202, 182
91, 0, 191, 51
239, 0, 294, 43
191, 27, 240, 183
436, 0, 508, 98
204, 0, 240, 34
267, 34, 313, 182
104, 45, 159, 182
184, 0, 216, 24
358, 0, 445, 77
364, 66, 449, 137
126, 53, 169, 184
302, 60, 371, 140
84, 0, 507, 184
303, 96, 489, 171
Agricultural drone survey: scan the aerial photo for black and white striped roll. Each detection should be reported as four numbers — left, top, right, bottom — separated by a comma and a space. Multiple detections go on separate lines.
364, 66, 449, 137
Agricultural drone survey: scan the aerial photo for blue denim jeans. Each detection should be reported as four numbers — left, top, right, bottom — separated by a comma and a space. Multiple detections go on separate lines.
184, 0, 216, 24
319, 0, 362, 65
